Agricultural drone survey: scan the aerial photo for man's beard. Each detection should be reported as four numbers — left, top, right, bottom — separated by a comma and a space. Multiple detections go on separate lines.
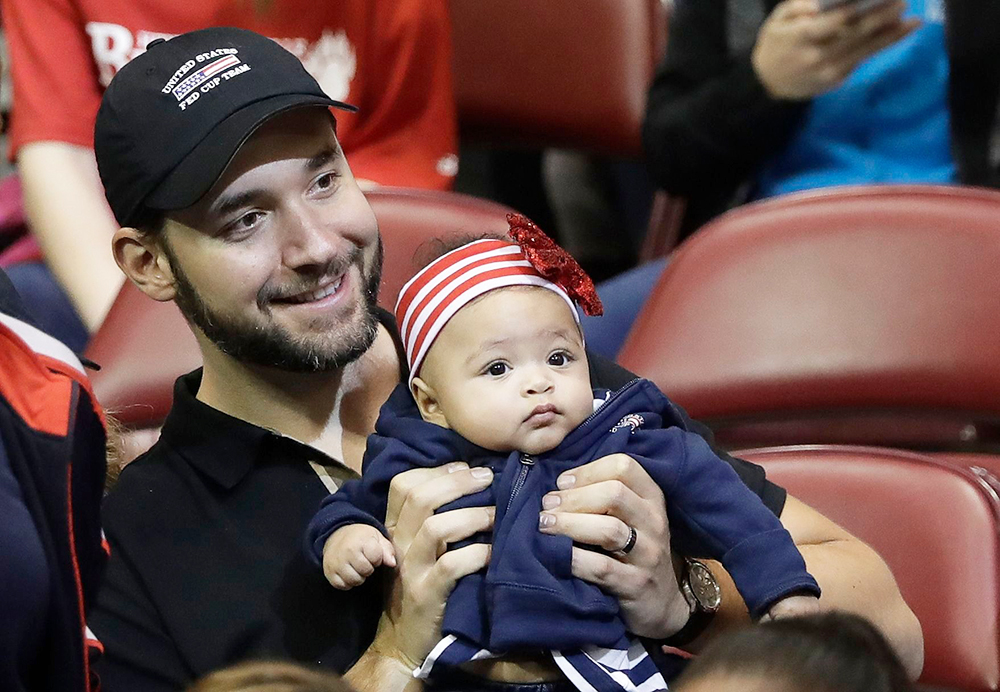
164, 238, 383, 373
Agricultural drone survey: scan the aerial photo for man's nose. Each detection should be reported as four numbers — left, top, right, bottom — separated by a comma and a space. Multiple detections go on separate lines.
280, 206, 343, 270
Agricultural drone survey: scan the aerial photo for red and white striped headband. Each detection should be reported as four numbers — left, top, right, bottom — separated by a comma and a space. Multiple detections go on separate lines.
395, 214, 603, 384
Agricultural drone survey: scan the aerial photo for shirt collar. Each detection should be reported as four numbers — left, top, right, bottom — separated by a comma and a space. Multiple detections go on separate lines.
160, 369, 348, 490
159, 308, 405, 490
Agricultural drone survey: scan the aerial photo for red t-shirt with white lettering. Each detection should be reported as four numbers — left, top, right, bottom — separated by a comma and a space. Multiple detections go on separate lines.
2, 0, 459, 189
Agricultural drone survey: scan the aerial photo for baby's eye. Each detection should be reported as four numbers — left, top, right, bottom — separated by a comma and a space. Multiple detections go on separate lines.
487, 362, 509, 377
548, 351, 570, 366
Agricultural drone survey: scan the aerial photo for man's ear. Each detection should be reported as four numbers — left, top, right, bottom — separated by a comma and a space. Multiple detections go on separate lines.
112, 227, 177, 302
411, 377, 449, 428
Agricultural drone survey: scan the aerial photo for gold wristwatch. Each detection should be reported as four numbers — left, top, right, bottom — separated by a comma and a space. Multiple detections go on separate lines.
666, 559, 721, 647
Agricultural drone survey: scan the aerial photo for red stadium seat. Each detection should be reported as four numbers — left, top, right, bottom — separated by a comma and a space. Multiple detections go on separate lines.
618, 185, 1000, 451
741, 445, 1000, 692
449, 0, 685, 257
936, 454, 1000, 492
86, 188, 517, 462
372, 187, 515, 311
86, 277, 197, 429
450, 0, 666, 157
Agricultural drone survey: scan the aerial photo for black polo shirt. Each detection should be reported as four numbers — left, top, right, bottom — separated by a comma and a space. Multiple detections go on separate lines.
90, 322, 785, 691
90, 367, 384, 691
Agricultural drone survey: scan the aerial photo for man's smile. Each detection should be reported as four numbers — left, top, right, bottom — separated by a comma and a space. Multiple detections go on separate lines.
277, 273, 346, 304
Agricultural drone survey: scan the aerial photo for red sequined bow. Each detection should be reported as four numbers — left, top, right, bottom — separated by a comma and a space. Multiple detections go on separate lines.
506, 213, 603, 316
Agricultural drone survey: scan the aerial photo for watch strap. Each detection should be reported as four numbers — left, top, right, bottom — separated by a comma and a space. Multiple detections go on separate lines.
662, 606, 714, 648
662, 559, 719, 648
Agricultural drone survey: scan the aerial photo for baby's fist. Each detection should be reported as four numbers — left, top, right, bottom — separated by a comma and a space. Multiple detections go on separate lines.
322, 524, 397, 590
762, 594, 821, 622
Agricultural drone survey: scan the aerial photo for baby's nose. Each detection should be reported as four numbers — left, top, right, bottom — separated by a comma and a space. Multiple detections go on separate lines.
524, 370, 554, 395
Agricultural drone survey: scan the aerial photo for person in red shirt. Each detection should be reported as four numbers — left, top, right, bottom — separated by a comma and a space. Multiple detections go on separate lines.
1, 0, 458, 335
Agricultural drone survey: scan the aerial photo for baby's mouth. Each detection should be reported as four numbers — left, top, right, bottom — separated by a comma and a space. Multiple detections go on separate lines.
525, 404, 558, 422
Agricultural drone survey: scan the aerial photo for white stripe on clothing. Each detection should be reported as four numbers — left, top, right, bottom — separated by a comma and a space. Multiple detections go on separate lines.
413, 634, 459, 679
403, 257, 535, 358
0, 313, 85, 376
396, 243, 521, 337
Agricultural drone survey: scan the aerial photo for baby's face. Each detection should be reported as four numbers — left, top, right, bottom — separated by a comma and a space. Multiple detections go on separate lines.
415, 286, 594, 455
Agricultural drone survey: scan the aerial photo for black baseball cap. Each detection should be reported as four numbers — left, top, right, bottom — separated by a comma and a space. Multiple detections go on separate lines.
94, 27, 356, 228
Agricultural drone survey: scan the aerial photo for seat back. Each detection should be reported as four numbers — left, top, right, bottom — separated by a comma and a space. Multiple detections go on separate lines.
372, 187, 515, 310
86, 277, 197, 428
450, 0, 666, 157
741, 445, 1000, 691
618, 185, 1000, 450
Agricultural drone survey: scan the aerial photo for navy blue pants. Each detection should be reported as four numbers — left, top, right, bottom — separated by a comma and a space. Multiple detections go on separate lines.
4, 262, 89, 354
580, 258, 667, 359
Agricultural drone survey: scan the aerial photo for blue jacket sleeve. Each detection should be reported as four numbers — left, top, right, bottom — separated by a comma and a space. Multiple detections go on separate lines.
627, 426, 820, 619
304, 432, 419, 568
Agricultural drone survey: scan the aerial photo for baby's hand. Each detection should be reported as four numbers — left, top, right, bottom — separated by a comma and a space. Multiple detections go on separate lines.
761, 594, 821, 622
322, 524, 397, 590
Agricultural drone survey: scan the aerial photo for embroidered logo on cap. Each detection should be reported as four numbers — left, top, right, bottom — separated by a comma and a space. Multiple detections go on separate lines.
160, 47, 252, 111
172, 55, 240, 101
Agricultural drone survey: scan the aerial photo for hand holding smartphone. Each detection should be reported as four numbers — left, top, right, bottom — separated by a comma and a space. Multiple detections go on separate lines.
814, 0, 894, 13
752, 0, 918, 100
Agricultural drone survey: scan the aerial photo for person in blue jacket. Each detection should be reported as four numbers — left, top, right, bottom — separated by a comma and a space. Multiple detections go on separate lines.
306, 216, 821, 692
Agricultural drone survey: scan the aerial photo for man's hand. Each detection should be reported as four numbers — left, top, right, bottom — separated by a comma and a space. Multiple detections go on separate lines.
538, 453, 690, 639
752, 0, 919, 100
365, 462, 494, 673
322, 524, 397, 590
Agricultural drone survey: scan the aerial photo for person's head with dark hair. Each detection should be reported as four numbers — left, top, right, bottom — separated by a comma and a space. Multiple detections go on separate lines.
410, 231, 505, 273
96, 27, 383, 375
674, 613, 914, 692
188, 660, 355, 692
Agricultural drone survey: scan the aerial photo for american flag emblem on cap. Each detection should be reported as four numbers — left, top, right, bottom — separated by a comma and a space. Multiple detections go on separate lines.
172, 55, 242, 101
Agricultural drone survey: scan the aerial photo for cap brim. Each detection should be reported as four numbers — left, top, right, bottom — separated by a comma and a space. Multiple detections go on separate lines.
145, 93, 356, 212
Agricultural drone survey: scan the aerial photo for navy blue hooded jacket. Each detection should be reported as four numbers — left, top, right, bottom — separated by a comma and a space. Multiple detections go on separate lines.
307, 378, 819, 651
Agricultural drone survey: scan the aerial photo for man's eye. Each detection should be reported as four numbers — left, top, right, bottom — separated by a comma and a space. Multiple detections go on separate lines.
487, 362, 508, 377
238, 211, 263, 228
548, 352, 569, 366
223, 211, 263, 238
313, 172, 337, 192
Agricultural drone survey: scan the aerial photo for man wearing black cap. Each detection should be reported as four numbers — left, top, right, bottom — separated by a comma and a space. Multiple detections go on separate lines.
89, 27, 502, 691
88, 25, 923, 692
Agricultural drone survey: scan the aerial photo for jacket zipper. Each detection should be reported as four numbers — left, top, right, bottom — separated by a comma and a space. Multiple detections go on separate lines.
504, 379, 642, 514
505, 453, 535, 514
575, 378, 640, 431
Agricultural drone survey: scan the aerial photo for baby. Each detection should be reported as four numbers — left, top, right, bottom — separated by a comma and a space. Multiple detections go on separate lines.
306, 215, 820, 692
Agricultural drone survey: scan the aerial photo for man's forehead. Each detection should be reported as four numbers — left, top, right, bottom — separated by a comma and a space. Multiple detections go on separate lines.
175, 109, 343, 217
215, 109, 342, 185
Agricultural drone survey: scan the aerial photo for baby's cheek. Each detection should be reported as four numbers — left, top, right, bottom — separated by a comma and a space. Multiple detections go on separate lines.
453, 412, 517, 452
570, 396, 597, 428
